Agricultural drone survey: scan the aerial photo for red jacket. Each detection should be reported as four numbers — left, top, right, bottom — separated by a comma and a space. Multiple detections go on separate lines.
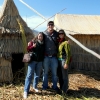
27, 41, 34, 52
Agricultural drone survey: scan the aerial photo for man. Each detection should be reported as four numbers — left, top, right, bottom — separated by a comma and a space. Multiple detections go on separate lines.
43, 21, 60, 93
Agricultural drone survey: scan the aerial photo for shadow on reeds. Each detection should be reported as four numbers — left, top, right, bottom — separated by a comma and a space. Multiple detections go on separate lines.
69, 70, 100, 81
28, 87, 100, 99
67, 87, 100, 99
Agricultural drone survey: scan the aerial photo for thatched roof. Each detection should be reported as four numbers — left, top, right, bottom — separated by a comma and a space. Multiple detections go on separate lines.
0, 0, 34, 58
0, 0, 33, 35
54, 14, 100, 35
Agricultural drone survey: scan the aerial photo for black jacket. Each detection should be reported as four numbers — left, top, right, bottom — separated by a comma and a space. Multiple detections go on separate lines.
31, 41, 44, 62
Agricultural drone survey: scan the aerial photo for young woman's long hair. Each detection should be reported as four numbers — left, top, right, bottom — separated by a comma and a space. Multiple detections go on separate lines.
32, 32, 44, 43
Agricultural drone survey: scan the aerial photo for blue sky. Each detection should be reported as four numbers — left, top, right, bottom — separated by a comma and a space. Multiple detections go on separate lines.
0, 0, 100, 31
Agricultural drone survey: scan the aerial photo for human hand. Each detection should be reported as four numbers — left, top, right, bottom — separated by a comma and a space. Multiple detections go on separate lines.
33, 43, 36, 47
28, 42, 31, 46
65, 40, 70, 44
63, 63, 68, 69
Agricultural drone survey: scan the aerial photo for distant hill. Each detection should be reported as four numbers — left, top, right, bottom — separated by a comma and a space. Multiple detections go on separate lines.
33, 30, 38, 36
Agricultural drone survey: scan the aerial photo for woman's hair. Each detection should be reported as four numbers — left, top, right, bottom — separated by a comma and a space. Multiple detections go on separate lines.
58, 29, 66, 39
58, 29, 70, 43
32, 32, 44, 42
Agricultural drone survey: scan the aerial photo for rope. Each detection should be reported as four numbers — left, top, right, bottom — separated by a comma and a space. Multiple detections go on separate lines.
17, 18, 28, 75
16, 19, 27, 53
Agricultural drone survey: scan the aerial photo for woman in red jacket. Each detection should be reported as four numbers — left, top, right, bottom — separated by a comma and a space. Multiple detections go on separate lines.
23, 32, 44, 99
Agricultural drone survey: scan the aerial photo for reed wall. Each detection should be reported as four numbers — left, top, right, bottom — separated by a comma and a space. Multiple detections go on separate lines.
69, 35, 100, 71
0, 58, 13, 82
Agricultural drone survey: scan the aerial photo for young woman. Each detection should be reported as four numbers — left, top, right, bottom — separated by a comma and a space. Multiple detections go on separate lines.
23, 32, 44, 99
57, 29, 71, 94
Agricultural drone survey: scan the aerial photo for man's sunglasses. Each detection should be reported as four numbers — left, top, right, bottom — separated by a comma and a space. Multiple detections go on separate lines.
48, 24, 54, 26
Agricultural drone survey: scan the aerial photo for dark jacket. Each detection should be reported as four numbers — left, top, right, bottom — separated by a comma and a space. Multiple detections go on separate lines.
43, 30, 58, 56
27, 40, 44, 62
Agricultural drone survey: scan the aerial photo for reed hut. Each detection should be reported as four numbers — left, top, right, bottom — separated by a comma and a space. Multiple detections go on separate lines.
0, 0, 34, 82
54, 14, 100, 71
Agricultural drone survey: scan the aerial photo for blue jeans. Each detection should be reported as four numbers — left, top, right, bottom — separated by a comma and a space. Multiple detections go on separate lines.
43, 56, 58, 89
58, 59, 68, 93
24, 61, 42, 93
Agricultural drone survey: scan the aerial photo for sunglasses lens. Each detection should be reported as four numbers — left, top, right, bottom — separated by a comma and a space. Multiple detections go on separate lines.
48, 24, 54, 26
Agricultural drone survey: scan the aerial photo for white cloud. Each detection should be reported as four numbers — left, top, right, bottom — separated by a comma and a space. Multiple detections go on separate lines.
0, 5, 2, 12
22, 15, 54, 31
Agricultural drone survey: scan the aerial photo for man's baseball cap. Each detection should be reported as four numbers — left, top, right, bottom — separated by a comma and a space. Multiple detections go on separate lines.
47, 21, 54, 25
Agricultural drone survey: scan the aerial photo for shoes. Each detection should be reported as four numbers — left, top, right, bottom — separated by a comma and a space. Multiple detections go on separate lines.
53, 87, 62, 94
23, 92, 27, 99
42, 86, 50, 90
33, 88, 39, 92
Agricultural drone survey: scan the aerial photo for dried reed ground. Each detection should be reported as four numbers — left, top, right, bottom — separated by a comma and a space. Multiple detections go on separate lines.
0, 71, 100, 100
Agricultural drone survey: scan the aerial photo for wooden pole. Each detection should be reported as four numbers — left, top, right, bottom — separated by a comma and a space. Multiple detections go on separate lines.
64, 30, 100, 59
19, 0, 66, 29
19, 0, 46, 20
19, 1, 100, 59
33, 8, 66, 30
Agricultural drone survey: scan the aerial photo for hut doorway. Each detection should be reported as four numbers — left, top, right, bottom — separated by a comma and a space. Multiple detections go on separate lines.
11, 53, 24, 82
